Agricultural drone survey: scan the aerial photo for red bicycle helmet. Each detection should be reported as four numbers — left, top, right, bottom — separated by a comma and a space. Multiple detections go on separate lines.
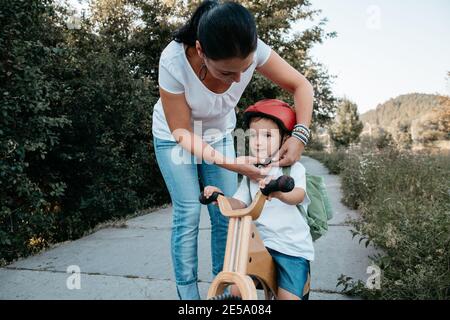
243, 99, 296, 133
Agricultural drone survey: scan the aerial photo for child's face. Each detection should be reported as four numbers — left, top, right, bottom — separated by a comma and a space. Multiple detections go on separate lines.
249, 118, 283, 160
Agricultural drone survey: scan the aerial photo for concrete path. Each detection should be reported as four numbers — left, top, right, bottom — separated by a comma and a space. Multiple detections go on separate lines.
0, 156, 375, 299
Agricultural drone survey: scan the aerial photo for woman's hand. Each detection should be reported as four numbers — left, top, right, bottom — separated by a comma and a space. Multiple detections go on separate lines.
271, 136, 305, 167
238, 163, 273, 182
221, 156, 271, 181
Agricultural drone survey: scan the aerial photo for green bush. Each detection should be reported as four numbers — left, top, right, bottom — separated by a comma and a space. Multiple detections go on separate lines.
304, 149, 347, 174
0, 0, 169, 264
339, 150, 450, 299
1, 0, 339, 265
308, 148, 450, 299
359, 134, 395, 151
305, 136, 325, 151
1, 0, 72, 262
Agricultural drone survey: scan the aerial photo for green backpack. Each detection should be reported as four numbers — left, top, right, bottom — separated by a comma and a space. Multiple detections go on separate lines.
246, 163, 333, 241
281, 164, 333, 241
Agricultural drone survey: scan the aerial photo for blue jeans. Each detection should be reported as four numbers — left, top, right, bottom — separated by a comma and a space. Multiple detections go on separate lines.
153, 134, 237, 300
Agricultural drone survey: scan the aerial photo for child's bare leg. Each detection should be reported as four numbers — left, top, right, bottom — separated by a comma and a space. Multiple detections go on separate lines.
229, 284, 241, 297
277, 287, 301, 300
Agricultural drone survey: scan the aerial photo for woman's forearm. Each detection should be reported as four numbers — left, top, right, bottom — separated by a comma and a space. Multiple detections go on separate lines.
173, 129, 232, 165
293, 79, 314, 127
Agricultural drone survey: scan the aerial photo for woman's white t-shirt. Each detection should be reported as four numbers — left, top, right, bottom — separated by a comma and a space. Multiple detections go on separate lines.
152, 38, 272, 144
232, 162, 315, 261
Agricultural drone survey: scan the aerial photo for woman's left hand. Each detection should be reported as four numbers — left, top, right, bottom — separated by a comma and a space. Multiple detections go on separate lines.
270, 136, 305, 167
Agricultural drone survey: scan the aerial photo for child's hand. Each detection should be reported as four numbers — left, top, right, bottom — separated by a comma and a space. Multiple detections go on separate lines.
258, 176, 277, 201
203, 186, 223, 205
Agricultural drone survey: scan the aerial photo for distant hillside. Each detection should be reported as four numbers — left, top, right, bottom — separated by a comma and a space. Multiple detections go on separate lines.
360, 93, 450, 149
360, 93, 443, 129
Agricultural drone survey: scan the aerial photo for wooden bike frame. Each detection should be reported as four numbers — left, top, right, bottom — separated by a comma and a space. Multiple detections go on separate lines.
207, 190, 278, 300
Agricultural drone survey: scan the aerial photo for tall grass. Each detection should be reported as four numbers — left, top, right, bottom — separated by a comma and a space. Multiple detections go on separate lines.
304, 150, 347, 174
308, 148, 450, 299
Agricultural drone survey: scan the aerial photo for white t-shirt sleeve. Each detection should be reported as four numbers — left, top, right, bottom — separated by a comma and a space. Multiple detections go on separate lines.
158, 57, 185, 94
256, 38, 272, 67
290, 163, 311, 207
232, 176, 251, 207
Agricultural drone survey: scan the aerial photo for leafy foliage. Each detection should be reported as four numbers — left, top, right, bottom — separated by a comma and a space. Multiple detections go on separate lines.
0, 0, 336, 264
360, 93, 450, 148
0, 0, 170, 263
329, 98, 363, 148
309, 148, 450, 299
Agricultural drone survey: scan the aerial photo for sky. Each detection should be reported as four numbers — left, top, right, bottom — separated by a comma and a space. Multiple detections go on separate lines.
67, 0, 450, 114
304, 0, 450, 114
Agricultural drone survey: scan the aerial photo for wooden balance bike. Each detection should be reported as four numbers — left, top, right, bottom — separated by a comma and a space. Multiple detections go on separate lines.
199, 175, 311, 300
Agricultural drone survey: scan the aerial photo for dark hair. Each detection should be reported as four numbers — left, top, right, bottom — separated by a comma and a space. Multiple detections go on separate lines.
245, 114, 290, 139
173, 1, 257, 60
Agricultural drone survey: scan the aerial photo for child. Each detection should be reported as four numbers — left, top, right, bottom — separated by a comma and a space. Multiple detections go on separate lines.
203, 99, 314, 300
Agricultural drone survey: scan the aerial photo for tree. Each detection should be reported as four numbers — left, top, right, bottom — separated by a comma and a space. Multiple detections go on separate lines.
411, 97, 450, 144
394, 122, 413, 150
50, 0, 170, 238
0, 0, 170, 263
239, 0, 338, 128
1, 0, 71, 261
0, 0, 338, 264
329, 99, 363, 148
153, 0, 338, 129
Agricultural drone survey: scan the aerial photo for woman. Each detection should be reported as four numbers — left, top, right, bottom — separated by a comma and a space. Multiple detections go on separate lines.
152, 0, 314, 300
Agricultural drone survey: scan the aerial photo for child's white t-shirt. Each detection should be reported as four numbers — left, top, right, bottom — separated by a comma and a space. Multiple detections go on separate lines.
232, 162, 315, 261
152, 38, 272, 144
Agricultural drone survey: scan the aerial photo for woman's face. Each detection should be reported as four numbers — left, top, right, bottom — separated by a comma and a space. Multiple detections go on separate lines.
196, 41, 254, 85
248, 118, 282, 160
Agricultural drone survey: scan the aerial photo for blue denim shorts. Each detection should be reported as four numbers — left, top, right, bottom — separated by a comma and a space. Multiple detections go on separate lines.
267, 247, 311, 300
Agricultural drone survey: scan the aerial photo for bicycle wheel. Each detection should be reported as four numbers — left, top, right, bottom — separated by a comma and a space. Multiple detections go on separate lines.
208, 293, 242, 300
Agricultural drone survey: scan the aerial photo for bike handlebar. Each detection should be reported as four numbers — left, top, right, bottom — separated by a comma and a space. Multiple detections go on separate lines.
199, 175, 295, 205
199, 192, 224, 205
260, 175, 295, 196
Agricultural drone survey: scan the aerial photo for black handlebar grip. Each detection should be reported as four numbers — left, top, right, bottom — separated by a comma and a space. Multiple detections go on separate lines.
199, 191, 224, 205
261, 175, 295, 196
